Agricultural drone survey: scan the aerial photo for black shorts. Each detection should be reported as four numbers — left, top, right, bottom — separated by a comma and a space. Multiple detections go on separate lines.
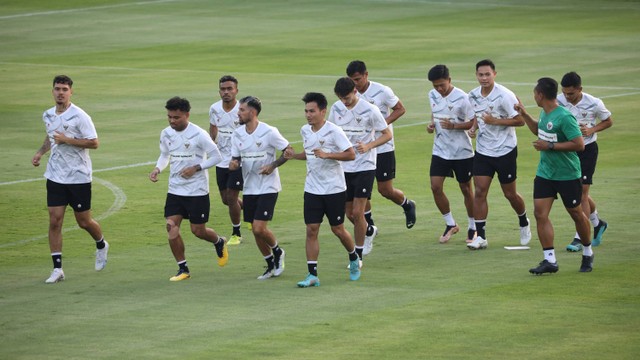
164, 193, 211, 224
46, 179, 92, 212
533, 176, 583, 209
304, 191, 347, 226
243, 193, 278, 223
473, 148, 518, 184
375, 151, 396, 182
344, 170, 375, 201
430, 155, 473, 183
577, 142, 598, 185
216, 166, 244, 192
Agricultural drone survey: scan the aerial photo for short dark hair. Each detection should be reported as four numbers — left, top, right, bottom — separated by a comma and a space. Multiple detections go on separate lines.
476, 59, 496, 71
165, 96, 191, 112
219, 75, 238, 85
53, 75, 73, 87
535, 77, 558, 100
334, 77, 356, 97
428, 65, 450, 81
302, 92, 328, 110
239, 96, 262, 115
346, 60, 367, 76
561, 71, 582, 88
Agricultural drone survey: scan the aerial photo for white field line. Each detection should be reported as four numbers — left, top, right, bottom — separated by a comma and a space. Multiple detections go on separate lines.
1, 61, 639, 92
0, 177, 127, 248
0, 0, 179, 20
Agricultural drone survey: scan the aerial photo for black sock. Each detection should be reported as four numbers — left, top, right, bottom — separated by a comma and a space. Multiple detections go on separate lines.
355, 247, 363, 260
518, 213, 529, 227
95, 237, 105, 249
265, 255, 275, 270
52, 254, 62, 269
476, 221, 486, 239
307, 262, 317, 276
214, 238, 225, 257
348, 251, 358, 262
366, 226, 374, 236
364, 211, 374, 227
232, 225, 241, 236
401, 199, 412, 211
178, 261, 189, 273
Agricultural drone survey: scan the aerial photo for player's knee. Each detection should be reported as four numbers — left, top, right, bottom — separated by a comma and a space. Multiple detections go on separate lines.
166, 219, 180, 240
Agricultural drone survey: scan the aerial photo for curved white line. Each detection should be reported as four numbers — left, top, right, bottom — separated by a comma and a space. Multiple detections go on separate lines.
0, 176, 126, 248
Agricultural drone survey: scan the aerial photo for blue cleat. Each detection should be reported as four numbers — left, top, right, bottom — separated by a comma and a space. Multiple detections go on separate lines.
349, 259, 361, 281
297, 273, 320, 288
592, 220, 608, 247
566, 238, 583, 252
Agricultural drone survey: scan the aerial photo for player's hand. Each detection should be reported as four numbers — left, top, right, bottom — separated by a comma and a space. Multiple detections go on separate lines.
514, 99, 527, 116
149, 168, 160, 182
468, 127, 477, 138
440, 118, 455, 130
32, 153, 42, 167
355, 141, 370, 154
259, 164, 275, 175
580, 124, 592, 136
482, 112, 499, 125
179, 165, 198, 179
283, 147, 295, 159
532, 139, 549, 151
52, 131, 69, 145
313, 148, 327, 159
426, 122, 435, 134
229, 159, 239, 171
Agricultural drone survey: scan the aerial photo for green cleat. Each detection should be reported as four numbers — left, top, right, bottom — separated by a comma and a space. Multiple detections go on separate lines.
297, 273, 320, 288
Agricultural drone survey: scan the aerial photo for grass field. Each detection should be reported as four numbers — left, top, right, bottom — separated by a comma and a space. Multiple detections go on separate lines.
1, 0, 639, 359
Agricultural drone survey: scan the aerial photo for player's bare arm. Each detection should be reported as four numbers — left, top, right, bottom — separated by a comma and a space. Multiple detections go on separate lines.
315, 146, 355, 161
482, 112, 525, 127
356, 127, 392, 154
209, 123, 219, 142
580, 116, 613, 137
229, 156, 241, 171
385, 100, 406, 125
514, 101, 539, 135
32, 135, 51, 167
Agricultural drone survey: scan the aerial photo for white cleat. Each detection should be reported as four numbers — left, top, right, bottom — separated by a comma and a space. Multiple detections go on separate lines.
257, 268, 275, 280
45, 268, 65, 284
95, 241, 110, 271
273, 249, 285, 277
363, 225, 378, 256
520, 220, 532, 246
467, 236, 488, 250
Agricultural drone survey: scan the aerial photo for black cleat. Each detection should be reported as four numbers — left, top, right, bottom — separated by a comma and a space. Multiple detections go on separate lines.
579, 254, 594, 273
529, 260, 559, 275
404, 200, 416, 229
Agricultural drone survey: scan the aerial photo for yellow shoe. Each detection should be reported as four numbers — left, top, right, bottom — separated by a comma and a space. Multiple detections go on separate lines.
228, 234, 242, 245
216, 239, 229, 267
169, 270, 190, 281
246, 222, 252, 231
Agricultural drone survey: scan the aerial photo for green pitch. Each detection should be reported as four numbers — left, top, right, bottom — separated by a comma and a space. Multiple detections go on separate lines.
1, 0, 639, 359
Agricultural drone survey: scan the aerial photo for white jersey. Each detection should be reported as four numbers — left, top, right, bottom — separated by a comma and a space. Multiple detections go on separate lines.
158, 122, 222, 196
209, 100, 240, 168
231, 122, 289, 195
429, 86, 475, 160
300, 121, 352, 195
358, 81, 399, 154
557, 92, 611, 145
468, 83, 520, 157
328, 98, 388, 173
42, 103, 97, 184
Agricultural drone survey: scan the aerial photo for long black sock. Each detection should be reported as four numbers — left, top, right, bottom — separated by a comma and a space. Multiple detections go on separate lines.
52, 253, 62, 269
518, 212, 529, 227
348, 251, 358, 262
265, 255, 275, 270
364, 211, 374, 227
476, 221, 486, 239
355, 247, 363, 260
307, 262, 318, 276
178, 260, 189, 273
232, 224, 241, 236
95, 237, 106, 249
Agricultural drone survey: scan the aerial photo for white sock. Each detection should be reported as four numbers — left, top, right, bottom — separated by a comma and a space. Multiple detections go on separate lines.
574, 232, 580, 240
443, 212, 456, 227
544, 249, 557, 264
468, 217, 476, 230
589, 211, 600, 227
583, 244, 593, 257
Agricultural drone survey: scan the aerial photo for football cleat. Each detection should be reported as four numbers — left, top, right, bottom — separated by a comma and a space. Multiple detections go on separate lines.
95, 241, 109, 271
439, 224, 460, 243
274, 249, 285, 277
349, 259, 361, 281
529, 260, 559, 275
465, 229, 477, 244
404, 200, 417, 229
467, 236, 488, 250
363, 225, 377, 256
45, 268, 65, 284
579, 254, 594, 273
257, 268, 274, 280
227, 234, 242, 246
214, 237, 228, 267
592, 220, 608, 247
169, 269, 190, 282
520, 220, 532, 246
346, 259, 363, 270
297, 273, 320, 288
566, 238, 583, 252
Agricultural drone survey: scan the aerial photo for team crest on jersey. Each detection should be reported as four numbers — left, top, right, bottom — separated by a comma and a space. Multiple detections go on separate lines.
63, 125, 68, 130
448, 105, 453, 111
356, 117, 362, 123
546, 122, 554, 131
234, 120, 240, 126
369, 99, 375, 104
489, 105, 494, 111
256, 142, 262, 147
319, 140, 325, 146
184, 142, 191, 149
582, 112, 587, 118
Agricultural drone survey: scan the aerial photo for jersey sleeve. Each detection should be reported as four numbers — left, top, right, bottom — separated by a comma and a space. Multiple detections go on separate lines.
77, 112, 98, 140
502, 90, 520, 119
209, 105, 217, 126
270, 126, 290, 151
200, 131, 222, 169
382, 85, 400, 109
594, 98, 612, 121
371, 106, 388, 132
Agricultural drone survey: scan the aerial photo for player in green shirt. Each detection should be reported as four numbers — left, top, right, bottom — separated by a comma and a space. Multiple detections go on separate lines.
515, 77, 593, 274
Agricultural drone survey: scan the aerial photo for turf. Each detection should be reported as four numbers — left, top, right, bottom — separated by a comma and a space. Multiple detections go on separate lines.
1, 0, 639, 359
